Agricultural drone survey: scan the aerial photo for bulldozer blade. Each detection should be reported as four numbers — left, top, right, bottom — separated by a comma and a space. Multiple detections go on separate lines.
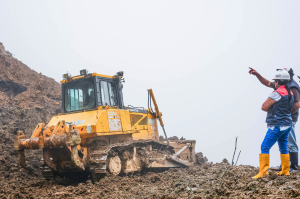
18, 150, 33, 172
167, 155, 193, 167
43, 148, 57, 171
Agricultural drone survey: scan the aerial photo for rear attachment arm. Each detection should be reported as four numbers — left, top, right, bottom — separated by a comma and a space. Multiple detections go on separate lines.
148, 89, 169, 145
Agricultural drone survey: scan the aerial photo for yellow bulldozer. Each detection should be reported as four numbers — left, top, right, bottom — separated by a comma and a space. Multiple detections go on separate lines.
14, 70, 196, 179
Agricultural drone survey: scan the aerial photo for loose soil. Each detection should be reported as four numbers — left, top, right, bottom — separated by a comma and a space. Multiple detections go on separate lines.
1, 43, 300, 199
2, 163, 300, 199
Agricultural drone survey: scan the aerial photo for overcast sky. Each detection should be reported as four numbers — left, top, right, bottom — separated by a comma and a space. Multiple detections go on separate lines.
1, 0, 300, 167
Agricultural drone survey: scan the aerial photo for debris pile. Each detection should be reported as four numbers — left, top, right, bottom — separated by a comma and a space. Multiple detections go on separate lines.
195, 152, 208, 165
159, 136, 186, 141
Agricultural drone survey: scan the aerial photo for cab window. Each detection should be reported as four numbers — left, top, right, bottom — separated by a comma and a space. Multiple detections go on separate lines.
100, 81, 116, 106
64, 80, 95, 111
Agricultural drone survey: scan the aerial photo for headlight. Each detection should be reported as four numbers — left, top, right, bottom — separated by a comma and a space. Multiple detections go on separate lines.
80, 69, 87, 75
62, 73, 71, 79
117, 71, 124, 77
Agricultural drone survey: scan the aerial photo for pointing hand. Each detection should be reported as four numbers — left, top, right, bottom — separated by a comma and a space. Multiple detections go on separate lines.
249, 67, 258, 76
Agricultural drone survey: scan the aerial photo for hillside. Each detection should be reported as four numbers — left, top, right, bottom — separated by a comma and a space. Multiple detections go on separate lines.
0, 43, 61, 182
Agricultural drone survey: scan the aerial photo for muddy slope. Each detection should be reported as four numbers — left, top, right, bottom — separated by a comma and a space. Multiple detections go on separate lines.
0, 43, 61, 182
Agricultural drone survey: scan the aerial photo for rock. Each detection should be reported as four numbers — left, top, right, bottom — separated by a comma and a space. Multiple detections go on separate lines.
195, 152, 208, 165
222, 158, 230, 164
54, 192, 68, 196
283, 186, 293, 190
192, 188, 201, 193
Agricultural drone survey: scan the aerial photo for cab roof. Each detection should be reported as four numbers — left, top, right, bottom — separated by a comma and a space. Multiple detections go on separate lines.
60, 73, 121, 84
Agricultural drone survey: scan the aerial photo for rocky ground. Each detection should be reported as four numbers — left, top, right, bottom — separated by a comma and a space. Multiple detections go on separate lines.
2, 161, 300, 199
1, 43, 300, 199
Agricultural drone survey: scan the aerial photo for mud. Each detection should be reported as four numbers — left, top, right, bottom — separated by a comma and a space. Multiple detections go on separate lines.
2, 162, 300, 198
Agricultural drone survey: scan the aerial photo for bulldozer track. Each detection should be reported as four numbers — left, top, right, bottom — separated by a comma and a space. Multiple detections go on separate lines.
89, 140, 174, 180
26, 140, 193, 181
40, 163, 55, 180
89, 146, 110, 180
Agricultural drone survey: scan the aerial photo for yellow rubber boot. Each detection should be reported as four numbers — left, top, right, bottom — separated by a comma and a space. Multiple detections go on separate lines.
277, 154, 290, 176
253, 153, 269, 179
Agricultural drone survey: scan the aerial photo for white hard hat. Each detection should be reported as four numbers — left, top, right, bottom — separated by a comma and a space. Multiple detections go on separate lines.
273, 70, 290, 80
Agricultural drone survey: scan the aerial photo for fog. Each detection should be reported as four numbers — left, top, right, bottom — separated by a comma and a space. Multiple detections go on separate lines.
1, 0, 300, 166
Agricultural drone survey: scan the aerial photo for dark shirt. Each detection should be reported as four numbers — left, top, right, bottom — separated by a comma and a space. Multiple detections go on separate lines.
270, 82, 300, 122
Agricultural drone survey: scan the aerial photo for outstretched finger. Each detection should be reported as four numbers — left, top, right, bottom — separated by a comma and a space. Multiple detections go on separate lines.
249, 68, 254, 74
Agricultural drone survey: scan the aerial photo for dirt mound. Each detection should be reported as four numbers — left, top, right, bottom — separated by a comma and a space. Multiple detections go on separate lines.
0, 43, 61, 182
195, 152, 208, 165
1, 163, 300, 198
0, 42, 60, 109
159, 136, 186, 141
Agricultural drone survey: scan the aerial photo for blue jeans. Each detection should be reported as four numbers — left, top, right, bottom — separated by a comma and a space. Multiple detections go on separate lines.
261, 126, 292, 154
288, 122, 298, 153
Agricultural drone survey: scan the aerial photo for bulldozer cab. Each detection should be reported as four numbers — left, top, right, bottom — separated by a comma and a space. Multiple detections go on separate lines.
61, 71, 124, 113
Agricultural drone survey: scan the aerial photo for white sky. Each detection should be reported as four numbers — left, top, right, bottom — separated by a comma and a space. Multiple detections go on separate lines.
1, 0, 300, 166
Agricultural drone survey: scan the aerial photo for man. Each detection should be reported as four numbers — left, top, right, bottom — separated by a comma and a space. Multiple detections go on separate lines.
253, 70, 294, 179
249, 68, 300, 171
